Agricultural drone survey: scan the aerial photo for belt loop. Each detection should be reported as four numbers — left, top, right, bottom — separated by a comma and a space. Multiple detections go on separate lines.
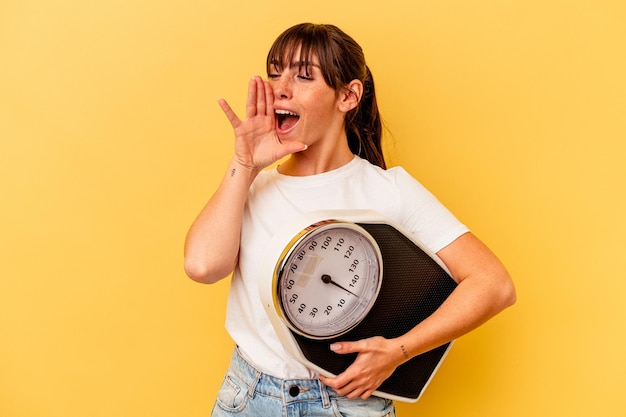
319, 379, 331, 408
248, 369, 261, 399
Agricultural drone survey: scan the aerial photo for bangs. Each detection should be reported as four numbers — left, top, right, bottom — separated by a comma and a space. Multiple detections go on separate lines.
266, 24, 339, 88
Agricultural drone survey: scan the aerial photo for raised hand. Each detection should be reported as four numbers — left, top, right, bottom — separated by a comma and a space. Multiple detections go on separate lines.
218, 76, 307, 171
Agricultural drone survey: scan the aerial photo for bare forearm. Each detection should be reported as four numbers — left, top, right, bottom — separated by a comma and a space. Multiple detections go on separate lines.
320, 233, 516, 400
184, 158, 259, 283
395, 232, 516, 359
184, 77, 307, 283
396, 272, 515, 359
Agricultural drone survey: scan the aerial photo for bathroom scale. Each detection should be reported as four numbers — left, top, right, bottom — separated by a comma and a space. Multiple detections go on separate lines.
259, 210, 457, 402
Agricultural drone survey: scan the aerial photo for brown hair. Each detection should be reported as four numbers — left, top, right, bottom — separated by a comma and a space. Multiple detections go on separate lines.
266, 23, 386, 169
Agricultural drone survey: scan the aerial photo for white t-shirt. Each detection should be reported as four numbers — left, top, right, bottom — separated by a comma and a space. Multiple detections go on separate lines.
224, 156, 469, 379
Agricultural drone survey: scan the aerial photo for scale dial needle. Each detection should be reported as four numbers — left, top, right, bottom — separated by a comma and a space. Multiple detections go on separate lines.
321, 274, 358, 297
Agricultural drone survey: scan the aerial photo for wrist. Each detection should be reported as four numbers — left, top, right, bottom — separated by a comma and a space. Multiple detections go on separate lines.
400, 344, 410, 361
392, 336, 414, 365
229, 157, 260, 179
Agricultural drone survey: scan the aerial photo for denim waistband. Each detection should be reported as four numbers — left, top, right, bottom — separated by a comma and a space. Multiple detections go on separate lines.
229, 347, 335, 406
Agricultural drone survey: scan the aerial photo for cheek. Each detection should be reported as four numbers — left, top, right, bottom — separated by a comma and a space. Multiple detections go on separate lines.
306, 106, 337, 130
308, 91, 339, 119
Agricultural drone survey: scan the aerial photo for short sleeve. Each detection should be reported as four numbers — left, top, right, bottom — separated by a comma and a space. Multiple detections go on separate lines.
391, 167, 470, 253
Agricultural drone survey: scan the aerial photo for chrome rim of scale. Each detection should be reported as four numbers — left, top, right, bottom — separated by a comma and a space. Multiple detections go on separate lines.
273, 220, 383, 340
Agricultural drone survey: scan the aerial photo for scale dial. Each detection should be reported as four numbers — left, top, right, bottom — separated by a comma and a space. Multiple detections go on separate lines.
273, 220, 383, 340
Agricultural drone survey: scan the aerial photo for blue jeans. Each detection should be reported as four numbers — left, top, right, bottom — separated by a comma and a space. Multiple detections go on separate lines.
211, 348, 396, 417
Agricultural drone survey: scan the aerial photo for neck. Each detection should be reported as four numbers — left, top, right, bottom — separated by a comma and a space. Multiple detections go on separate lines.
278, 140, 354, 176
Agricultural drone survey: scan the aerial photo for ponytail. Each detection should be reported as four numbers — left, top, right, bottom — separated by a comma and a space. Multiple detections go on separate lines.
346, 66, 386, 169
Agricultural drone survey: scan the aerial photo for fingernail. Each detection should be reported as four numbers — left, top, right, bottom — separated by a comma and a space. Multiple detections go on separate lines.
330, 343, 340, 351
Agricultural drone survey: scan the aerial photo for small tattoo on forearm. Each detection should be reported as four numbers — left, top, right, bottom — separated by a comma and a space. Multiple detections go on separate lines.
230, 168, 236, 177
400, 344, 409, 360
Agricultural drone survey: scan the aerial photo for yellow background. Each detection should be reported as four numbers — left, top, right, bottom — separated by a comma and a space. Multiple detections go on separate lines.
1, 1, 624, 416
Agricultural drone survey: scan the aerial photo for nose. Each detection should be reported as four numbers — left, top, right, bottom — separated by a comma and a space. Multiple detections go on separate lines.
272, 74, 292, 99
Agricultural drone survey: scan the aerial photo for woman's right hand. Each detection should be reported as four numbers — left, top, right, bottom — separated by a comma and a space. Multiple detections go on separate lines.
218, 76, 307, 171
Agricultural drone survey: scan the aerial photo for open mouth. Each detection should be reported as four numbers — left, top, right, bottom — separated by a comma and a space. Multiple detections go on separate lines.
275, 109, 300, 131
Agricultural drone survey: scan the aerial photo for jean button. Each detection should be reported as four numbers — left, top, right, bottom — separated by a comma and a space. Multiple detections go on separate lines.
289, 385, 300, 397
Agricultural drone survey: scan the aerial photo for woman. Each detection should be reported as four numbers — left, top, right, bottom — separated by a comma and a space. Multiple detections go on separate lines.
184, 23, 516, 417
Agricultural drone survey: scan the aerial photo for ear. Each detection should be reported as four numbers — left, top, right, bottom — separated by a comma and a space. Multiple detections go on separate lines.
337, 79, 363, 113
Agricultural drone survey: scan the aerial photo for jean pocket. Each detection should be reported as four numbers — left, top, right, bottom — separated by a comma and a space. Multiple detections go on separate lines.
215, 372, 249, 413
332, 396, 396, 417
